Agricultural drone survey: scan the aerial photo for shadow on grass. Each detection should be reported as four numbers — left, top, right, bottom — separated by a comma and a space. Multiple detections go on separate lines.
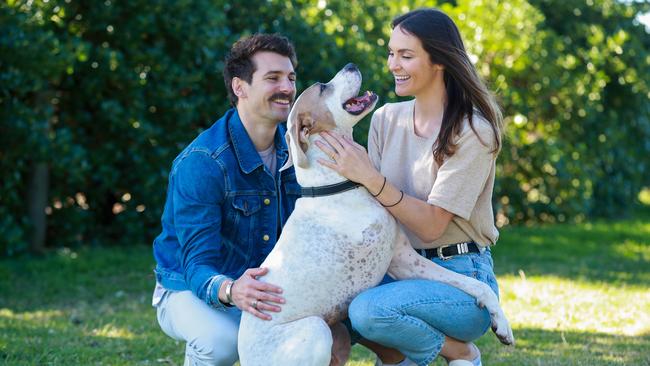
0, 245, 156, 312
0, 245, 180, 364
0, 306, 181, 365
493, 217, 650, 286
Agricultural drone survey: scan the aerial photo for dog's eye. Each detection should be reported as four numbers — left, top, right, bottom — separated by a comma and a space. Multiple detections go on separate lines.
319, 83, 327, 94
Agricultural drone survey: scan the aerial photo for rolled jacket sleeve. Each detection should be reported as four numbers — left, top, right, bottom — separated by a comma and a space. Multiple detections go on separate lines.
172, 151, 230, 309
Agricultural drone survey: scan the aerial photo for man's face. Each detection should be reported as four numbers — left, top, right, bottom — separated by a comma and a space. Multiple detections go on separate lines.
236, 51, 296, 125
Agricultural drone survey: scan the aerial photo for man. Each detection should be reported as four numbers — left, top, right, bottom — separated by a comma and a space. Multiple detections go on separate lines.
151, 34, 306, 365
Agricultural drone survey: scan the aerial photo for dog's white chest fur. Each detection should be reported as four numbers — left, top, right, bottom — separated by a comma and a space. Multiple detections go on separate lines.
261, 189, 395, 323
238, 187, 397, 366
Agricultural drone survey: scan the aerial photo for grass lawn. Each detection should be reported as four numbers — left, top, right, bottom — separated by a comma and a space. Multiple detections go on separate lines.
1, 212, 649, 365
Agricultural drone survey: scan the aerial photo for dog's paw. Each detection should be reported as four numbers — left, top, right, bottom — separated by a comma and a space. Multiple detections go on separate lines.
491, 315, 515, 346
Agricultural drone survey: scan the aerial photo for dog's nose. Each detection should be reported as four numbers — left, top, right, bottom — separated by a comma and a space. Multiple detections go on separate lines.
344, 63, 358, 72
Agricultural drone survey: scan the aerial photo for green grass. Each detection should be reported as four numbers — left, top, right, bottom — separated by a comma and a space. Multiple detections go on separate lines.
1, 212, 649, 365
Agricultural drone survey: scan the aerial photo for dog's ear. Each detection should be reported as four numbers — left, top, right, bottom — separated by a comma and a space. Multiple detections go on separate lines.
305, 110, 336, 136
287, 111, 336, 169
279, 130, 294, 172
283, 112, 311, 169
296, 112, 313, 152
290, 112, 313, 168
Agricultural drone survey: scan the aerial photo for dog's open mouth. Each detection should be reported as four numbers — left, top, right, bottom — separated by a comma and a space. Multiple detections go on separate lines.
343, 91, 378, 116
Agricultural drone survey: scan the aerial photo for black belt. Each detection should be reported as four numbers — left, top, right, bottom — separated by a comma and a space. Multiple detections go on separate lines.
300, 180, 362, 197
421, 241, 481, 260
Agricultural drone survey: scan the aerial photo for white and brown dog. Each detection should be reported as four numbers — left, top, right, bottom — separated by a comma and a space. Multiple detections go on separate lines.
237, 64, 514, 366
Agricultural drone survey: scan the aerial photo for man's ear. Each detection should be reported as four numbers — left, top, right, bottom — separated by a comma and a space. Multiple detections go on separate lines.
232, 77, 247, 99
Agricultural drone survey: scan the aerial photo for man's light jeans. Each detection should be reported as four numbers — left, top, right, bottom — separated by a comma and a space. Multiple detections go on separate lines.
155, 289, 242, 366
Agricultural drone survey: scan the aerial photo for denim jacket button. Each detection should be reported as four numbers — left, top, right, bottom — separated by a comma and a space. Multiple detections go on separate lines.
263, 198, 271, 205
263, 234, 270, 242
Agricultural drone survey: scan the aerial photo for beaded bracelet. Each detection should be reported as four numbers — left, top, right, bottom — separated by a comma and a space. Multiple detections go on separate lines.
382, 190, 404, 208
372, 176, 387, 197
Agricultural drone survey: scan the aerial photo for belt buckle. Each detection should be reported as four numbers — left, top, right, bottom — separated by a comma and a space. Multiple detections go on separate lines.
437, 242, 470, 260
437, 244, 453, 260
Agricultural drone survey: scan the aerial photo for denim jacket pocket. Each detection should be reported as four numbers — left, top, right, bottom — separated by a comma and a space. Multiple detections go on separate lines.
232, 196, 262, 216
220, 196, 264, 273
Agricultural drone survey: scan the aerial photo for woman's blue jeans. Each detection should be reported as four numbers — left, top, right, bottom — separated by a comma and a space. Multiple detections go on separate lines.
348, 249, 499, 366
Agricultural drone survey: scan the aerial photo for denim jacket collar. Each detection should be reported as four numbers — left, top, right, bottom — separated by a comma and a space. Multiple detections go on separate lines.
228, 108, 289, 175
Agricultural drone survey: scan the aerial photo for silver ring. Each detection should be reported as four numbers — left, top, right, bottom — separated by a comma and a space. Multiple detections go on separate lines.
251, 300, 258, 309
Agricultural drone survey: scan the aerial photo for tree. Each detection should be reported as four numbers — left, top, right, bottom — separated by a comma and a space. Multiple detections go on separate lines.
2, 0, 648, 255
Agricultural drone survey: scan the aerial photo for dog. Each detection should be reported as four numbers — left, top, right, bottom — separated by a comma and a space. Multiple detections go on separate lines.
237, 64, 514, 366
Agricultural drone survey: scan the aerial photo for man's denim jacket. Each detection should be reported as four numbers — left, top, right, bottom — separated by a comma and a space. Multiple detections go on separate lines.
153, 108, 301, 310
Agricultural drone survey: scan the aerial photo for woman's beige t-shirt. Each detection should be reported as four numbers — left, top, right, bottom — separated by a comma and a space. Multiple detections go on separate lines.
368, 100, 499, 249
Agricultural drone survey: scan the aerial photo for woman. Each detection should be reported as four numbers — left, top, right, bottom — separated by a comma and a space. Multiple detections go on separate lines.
316, 8, 503, 366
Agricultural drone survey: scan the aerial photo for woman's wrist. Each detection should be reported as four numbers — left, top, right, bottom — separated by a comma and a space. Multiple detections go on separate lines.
365, 172, 387, 197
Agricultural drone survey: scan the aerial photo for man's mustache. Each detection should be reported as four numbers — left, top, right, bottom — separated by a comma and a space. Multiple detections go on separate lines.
268, 93, 294, 104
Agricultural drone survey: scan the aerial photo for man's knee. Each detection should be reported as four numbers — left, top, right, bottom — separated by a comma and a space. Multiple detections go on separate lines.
185, 328, 238, 366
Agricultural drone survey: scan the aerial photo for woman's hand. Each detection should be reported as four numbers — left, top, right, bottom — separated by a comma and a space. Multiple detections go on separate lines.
316, 131, 382, 187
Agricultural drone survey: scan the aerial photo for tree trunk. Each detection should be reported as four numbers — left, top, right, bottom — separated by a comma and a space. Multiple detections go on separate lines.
27, 162, 49, 253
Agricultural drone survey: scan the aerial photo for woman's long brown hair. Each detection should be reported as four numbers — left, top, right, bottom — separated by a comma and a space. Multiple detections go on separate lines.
392, 8, 502, 164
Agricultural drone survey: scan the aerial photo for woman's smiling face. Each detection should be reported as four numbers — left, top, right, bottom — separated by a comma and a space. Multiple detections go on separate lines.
387, 25, 443, 98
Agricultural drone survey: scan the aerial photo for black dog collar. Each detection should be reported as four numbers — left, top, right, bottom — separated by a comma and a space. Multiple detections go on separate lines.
300, 180, 362, 197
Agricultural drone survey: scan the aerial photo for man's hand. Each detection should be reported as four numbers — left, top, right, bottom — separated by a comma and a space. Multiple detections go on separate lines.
232, 267, 284, 320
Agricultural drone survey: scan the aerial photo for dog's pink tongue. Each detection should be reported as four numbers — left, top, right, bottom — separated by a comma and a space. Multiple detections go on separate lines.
345, 101, 365, 113
344, 93, 372, 112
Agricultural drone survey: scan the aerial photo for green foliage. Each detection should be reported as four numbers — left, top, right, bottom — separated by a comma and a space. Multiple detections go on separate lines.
1, 0, 649, 255
495, 0, 650, 223
2, 0, 230, 254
